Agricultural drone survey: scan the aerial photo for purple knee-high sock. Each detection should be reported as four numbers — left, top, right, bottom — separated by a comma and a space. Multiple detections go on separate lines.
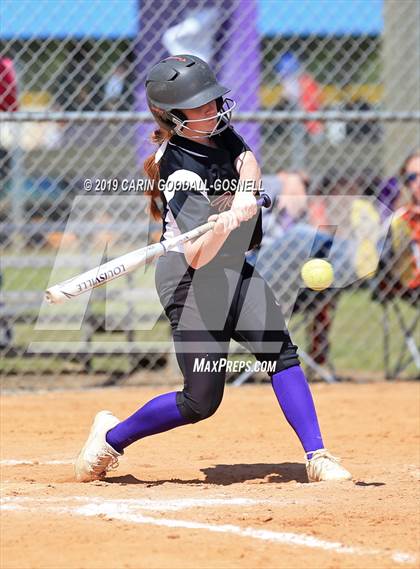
106, 391, 190, 453
271, 365, 324, 458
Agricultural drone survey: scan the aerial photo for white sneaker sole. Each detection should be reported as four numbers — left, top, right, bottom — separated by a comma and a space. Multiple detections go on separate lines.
74, 411, 120, 483
307, 465, 352, 482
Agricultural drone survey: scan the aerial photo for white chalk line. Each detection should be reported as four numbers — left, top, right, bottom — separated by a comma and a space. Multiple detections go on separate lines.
0, 495, 416, 565
1, 495, 272, 512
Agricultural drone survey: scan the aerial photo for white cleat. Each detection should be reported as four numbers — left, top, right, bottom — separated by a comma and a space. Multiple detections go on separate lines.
306, 448, 352, 482
75, 410, 122, 482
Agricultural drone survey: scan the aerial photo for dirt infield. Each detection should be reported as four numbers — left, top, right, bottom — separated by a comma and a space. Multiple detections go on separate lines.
1, 382, 419, 569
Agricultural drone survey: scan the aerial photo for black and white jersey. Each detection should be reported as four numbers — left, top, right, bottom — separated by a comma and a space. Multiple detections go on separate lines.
158, 126, 263, 259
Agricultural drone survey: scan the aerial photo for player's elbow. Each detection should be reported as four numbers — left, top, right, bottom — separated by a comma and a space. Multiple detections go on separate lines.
185, 254, 209, 270
187, 257, 202, 270
184, 243, 206, 269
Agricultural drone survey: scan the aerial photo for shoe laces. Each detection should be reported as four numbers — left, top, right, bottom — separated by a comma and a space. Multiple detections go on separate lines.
91, 449, 119, 475
308, 449, 341, 464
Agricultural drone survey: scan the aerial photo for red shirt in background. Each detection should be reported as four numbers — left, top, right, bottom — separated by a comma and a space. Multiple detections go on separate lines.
0, 57, 18, 112
401, 205, 420, 289
299, 74, 323, 135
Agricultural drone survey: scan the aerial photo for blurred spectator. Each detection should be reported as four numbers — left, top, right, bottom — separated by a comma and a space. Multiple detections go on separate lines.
313, 169, 384, 279
104, 60, 135, 111
0, 57, 17, 194
382, 150, 420, 289
0, 57, 18, 112
311, 169, 381, 227
368, 152, 419, 381
397, 150, 420, 210
347, 151, 420, 296
275, 52, 324, 137
0, 56, 17, 348
376, 150, 419, 221
55, 42, 104, 111
255, 171, 356, 285
250, 170, 390, 372
249, 172, 354, 373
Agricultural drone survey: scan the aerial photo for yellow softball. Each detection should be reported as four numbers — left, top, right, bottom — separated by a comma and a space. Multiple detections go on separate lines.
301, 259, 334, 291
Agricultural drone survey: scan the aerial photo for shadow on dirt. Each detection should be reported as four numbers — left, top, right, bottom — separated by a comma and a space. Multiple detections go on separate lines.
107, 462, 308, 486
201, 462, 308, 484
354, 481, 386, 487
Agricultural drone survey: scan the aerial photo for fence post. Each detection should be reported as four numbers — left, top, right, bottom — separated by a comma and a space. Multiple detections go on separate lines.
382, 0, 420, 177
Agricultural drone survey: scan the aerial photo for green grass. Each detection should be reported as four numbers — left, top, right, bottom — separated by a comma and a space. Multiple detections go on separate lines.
2, 258, 167, 374
2, 259, 418, 378
289, 288, 418, 378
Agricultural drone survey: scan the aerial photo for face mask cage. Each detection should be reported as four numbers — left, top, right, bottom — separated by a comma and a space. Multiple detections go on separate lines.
168, 98, 236, 138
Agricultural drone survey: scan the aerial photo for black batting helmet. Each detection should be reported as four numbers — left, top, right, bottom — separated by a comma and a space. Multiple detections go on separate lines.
146, 55, 235, 137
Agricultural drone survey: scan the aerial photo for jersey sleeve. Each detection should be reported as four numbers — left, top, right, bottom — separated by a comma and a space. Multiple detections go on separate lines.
163, 169, 211, 234
220, 124, 251, 161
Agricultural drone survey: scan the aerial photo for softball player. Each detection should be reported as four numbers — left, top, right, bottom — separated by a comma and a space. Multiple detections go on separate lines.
75, 55, 351, 483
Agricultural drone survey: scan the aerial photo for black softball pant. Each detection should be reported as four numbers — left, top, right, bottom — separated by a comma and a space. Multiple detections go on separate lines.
155, 252, 299, 422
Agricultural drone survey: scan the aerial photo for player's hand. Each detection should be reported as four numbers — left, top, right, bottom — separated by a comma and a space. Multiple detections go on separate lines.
231, 191, 258, 222
208, 211, 241, 235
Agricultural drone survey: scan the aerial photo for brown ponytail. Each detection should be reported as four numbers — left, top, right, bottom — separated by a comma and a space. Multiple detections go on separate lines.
144, 128, 172, 220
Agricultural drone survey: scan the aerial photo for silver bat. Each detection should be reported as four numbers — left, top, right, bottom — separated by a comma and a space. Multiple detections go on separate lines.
45, 194, 271, 304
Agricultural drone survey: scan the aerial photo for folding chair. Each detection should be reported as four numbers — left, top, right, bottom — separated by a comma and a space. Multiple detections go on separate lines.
372, 207, 420, 380
377, 283, 419, 379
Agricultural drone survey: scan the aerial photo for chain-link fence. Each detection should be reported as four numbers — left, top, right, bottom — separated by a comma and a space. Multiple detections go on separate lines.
1, 0, 419, 383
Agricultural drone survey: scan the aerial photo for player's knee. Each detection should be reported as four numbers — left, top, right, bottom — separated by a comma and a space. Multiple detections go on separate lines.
177, 391, 222, 422
184, 399, 221, 422
190, 404, 219, 422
